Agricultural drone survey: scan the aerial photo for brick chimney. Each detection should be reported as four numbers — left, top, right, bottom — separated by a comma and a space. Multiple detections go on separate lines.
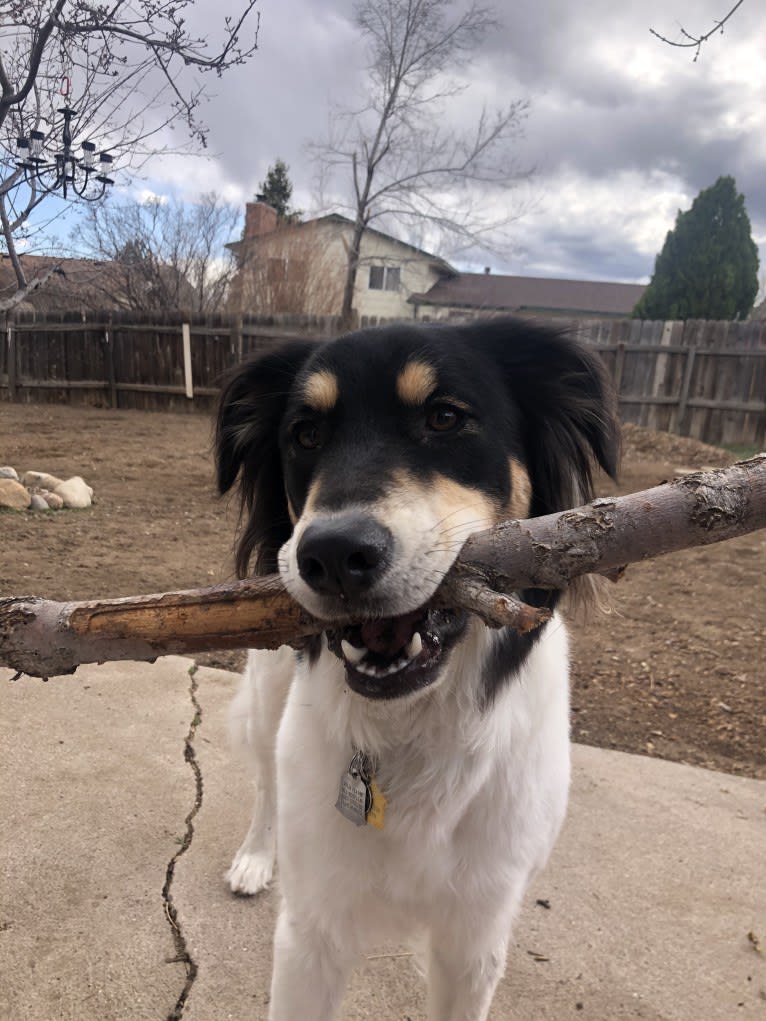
244, 198, 278, 239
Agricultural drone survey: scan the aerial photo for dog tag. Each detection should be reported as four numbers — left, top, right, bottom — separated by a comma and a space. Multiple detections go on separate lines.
335, 755, 371, 827
366, 779, 387, 830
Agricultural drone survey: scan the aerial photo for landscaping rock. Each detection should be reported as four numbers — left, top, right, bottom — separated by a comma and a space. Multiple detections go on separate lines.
0, 479, 32, 511
22, 470, 64, 490
40, 491, 64, 510
29, 493, 51, 511
0, 466, 20, 481
53, 476, 93, 509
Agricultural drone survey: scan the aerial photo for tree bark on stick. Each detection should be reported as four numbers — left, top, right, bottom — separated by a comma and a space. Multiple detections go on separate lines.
1, 457, 764, 680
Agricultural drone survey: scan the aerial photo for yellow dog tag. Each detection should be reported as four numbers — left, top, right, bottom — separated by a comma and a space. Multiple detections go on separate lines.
366, 779, 387, 830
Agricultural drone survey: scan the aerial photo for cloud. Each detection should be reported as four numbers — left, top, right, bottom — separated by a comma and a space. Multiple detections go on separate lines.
35, 0, 766, 283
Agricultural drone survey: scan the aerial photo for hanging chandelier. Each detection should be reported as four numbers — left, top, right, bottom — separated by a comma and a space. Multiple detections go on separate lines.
16, 106, 114, 202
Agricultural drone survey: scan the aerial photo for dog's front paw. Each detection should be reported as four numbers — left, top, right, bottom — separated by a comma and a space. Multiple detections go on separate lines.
226, 849, 274, 896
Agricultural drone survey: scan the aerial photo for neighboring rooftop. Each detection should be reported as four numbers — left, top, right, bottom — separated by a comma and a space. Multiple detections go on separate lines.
0, 254, 124, 313
412, 272, 647, 319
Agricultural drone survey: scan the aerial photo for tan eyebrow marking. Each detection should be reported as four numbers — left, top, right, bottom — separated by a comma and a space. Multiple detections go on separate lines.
508, 458, 532, 519
302, 369, 339, 412
396, 360, 437, 406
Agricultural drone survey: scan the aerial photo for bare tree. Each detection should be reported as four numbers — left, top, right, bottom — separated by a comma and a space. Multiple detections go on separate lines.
650, 1, 746, 60
76, 193, 241, 314
0, 0, 259, 310
311, 0, 531, 325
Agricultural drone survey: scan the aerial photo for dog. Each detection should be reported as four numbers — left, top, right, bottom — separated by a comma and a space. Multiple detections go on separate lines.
215, 317, 619, 1021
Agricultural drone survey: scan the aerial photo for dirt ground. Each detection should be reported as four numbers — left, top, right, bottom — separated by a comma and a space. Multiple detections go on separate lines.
1, 402, 764, 779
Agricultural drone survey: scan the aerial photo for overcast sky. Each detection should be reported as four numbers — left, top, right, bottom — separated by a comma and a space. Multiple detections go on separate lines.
82, 1, 766, 285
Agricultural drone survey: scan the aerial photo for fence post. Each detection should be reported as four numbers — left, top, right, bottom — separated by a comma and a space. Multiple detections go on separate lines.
613, 341, 626, 398
181, 322, 193, 399
677, 344, 697, 435
651, 320, 675, 397
232, 316, 243, 364
104, 320, 117, 408
7, 320, 17, 402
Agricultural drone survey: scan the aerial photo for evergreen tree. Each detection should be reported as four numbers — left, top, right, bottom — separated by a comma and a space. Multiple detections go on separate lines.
258, 159, 300, 221
633, 176, 759, 320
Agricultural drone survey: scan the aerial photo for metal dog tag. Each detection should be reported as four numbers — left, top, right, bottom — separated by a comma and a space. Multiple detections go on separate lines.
335, 753, 371, 826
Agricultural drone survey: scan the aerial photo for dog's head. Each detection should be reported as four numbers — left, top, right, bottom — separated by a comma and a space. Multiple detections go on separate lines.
216, 318, 619, 700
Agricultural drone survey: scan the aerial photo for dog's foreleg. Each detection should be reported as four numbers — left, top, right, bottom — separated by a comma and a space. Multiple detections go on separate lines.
427, 925, 510, 1021
269, 909, 354, 1021
226, 649, 292, 895
226, 761, 277, 895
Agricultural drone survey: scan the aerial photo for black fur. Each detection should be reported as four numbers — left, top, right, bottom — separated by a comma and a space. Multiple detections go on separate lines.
463, 318, 619, 516
454, 319, 620, 704
216, 341, 316, 575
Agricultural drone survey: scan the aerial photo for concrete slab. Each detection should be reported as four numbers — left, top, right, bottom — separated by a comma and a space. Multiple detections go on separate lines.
2, 657, 765, 1021
0, 657, 198, 1021
179, 664, 766, 1021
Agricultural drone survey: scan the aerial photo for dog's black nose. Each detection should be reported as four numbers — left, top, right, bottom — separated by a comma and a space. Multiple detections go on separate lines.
297, 515, 393, 597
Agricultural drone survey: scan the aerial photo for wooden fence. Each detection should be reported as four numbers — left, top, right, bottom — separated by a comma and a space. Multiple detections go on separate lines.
1, 311, 765, 447
573, 317, 766, 449
0, 311, 343, 414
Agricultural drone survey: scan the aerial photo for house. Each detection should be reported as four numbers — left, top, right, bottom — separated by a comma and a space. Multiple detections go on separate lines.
227, 201, 455, 323
227, 200, 646, 323
410, 272, 647, 321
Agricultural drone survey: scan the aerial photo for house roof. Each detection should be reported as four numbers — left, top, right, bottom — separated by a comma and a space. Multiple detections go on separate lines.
0, 254, 126, 311
0, 252, 195, 312
318, 214, 458, 275
411, 273, 646, 318
228, 212, 458, 277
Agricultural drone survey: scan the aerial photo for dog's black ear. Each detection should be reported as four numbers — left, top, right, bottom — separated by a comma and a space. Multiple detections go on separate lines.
216, 341, 315, 576
468, 318, 620, 515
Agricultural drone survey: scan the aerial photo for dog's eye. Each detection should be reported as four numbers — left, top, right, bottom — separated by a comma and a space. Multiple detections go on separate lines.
426, 404, 465, 433
293, 421, 322, 450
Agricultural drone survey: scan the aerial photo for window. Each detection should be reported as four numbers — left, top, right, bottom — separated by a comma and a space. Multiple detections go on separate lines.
267, 257, 288, 284
384, 266, 400, 291
368, 265, 401, 291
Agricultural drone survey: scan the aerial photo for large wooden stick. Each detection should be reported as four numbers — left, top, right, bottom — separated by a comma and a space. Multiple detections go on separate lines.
1, 456, 764, 679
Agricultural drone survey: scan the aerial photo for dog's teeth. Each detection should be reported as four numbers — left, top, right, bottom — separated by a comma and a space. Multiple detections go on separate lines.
405, 632, 423, 660
353, 658, 405, 678
341, 639, 366, 664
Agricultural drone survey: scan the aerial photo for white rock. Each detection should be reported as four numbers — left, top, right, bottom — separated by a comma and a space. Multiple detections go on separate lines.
30, 493, 51, 511
53, 476, 93, 509
0, 478, 32, 510
0, 466, 19, 481
22, 470, 65, 490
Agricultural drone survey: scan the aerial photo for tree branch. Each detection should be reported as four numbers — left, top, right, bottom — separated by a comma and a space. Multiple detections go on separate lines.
650, 0, 746, 61
0, 0, 67, 123
0, 254, 65, 312
1, 458, 764, 680
0, 1, 260, 306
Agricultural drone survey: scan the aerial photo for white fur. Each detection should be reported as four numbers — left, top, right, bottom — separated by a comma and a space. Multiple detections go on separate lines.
228, 616, 571, 1020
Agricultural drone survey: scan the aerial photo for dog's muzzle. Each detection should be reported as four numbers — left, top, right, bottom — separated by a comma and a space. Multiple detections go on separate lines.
293, 512, 466, 699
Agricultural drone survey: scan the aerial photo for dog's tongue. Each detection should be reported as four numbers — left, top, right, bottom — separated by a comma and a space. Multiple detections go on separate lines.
360, 610, 422, 656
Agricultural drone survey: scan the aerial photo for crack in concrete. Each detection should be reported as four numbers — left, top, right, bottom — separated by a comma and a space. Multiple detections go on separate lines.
163, 664, 203, 1021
